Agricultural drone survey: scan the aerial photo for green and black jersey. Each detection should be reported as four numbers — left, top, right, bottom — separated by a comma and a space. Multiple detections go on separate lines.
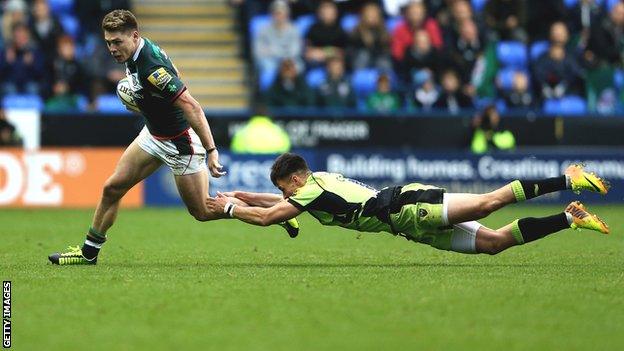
288, 172, 389, 233
288, 172, 448, 239
125, 37, 188, 137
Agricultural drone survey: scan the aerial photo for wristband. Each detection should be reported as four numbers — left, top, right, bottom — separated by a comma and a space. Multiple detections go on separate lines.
224, 202, 236, 218
206, 147, 217, 154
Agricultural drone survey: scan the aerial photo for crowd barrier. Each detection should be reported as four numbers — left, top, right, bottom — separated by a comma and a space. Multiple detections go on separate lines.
2, 148, 622, 208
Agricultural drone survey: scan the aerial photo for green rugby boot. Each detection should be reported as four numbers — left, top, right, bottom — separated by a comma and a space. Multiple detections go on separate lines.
48, 245, 97, 265
279, 218, 300, 238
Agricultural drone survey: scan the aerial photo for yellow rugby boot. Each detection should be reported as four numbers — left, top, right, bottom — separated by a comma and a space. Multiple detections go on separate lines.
565, 164, 609, 195
565, 201, 610, 234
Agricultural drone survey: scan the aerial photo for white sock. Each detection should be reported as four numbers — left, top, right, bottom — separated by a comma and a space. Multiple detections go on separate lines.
565, 212, 573, 225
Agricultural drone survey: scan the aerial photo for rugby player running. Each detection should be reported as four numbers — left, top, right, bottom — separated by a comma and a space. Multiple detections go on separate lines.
206, 153, 610, 255
49, 10, 298, 265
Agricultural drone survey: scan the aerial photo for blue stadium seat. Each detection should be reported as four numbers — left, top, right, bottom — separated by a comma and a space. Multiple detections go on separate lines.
351, 68, 380, 97
471, 0, 488, 12
475, 97, 507, 112
306, 67, 327, 88
543, 96, 587, 115
259, 66, 278, 91
496, 68, 529, 90
607, 0, 621, 11
564, 0, 579, 7
614, 69, 624, 89
530, 40, 549, 61
341, 14, 359, 33
48, 0, 74, 16
565, 0, 604, 7
96, 94, 129, 113
386, 16, 402, 33
295, 14, 316, 36
249, 15, 271, 40
60, 15, 80, 39
76, 95, 89, 112
1, 94, 44, 110
496, 41, 528, 68
475, 97, 494, 109
497, 68, 517, 90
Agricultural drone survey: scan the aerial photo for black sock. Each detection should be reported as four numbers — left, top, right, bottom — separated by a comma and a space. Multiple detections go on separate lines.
82, 227, 107, 259
511, 213, 570, 244
511, 176, 567, 201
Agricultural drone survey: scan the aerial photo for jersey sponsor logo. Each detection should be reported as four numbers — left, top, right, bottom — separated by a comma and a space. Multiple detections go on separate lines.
148, 67, 173, 91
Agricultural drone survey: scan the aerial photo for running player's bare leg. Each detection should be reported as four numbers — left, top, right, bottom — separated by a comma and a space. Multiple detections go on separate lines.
175, 169, 236, 221
92, 139, 162, 232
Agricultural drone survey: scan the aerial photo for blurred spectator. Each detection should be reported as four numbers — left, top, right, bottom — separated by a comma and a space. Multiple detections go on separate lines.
29, 0, 64, 61
548, 21, 574, 52
336, 0, 384, 15
449, 0, 474, 26
484, 0, 528, 42
567, 0, 603, 41
316, 56, 356, 108
304, 0, 348, 66
45, 80, 80, 112
0, 22, 45, 95
348, 2, 392, 71
83, 38, 126, 107
441, 0, 477, 44
1, 0, 28, 45
51, 35, 85, 96
266, 59, 314, 107
433, 69, 473, 113
254, 0, 303, 75
366, 74, 400, 113
75, 0, 131, 39
409, 69, 439, 110
383, 0, 411, 17
525, 0, 566, 42
391, 0, 443, 62
533, 45, 585, 99
502, 71, 534, 109
0, 109, 23, 147
448, 19, 483, 88
470, 105, 515, 154
402, 29, 443, 80
584, 2, 624, 67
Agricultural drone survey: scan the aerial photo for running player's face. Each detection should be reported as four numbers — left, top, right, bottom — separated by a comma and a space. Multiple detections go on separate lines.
104, 30, 139, 63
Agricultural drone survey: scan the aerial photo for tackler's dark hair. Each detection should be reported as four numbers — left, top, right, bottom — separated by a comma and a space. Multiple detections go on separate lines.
270, 153, 310, 186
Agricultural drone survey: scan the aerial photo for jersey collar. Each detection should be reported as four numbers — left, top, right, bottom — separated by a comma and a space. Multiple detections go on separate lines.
131, 37, 145, 62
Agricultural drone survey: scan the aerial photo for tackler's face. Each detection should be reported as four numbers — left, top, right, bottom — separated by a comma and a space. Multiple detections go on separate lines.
276, 173, 307, 199
104, 30, 140, 63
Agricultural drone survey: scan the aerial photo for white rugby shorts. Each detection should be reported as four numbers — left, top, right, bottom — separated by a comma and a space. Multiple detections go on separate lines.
137, 126, 206, 176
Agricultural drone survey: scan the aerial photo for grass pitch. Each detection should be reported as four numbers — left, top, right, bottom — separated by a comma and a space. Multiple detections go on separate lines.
2, 205, 623, 351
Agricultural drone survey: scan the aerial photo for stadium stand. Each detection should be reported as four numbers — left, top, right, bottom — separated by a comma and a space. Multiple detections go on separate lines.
1, 0, 623, 115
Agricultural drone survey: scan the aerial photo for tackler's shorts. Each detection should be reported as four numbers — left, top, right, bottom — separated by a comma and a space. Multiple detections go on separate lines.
390, 184, 481, 254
